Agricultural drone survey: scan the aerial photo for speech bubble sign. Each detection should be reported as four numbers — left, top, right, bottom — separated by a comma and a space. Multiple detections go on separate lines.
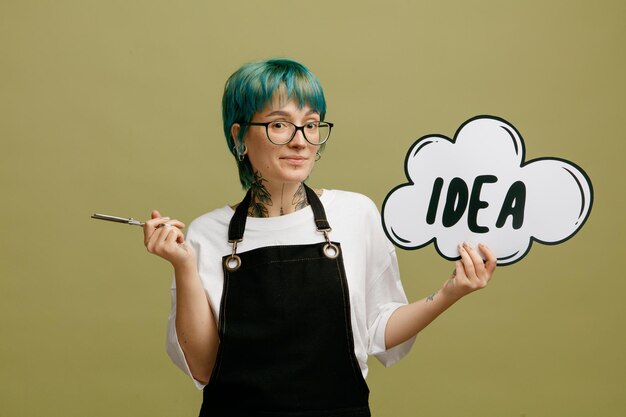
381, 115, 593, 265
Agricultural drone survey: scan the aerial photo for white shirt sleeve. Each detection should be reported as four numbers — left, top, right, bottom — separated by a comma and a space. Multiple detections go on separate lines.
350, 193, 415, 367
365, 248, 416, 367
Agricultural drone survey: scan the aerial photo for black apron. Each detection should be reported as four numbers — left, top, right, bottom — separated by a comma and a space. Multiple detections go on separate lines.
200, 184, 370, 417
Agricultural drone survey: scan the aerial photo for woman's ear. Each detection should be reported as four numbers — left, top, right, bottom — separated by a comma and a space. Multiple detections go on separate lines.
231, 123, 242, 148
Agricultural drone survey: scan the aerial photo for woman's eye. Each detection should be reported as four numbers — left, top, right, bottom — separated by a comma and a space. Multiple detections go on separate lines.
305, 122, 318, 130
271, 122, 285, 129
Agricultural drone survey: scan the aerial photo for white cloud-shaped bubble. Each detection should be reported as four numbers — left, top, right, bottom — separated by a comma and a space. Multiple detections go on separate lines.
382, 116, 593, 265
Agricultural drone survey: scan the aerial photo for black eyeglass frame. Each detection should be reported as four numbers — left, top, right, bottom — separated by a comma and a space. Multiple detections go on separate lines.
239, 121, 334, 145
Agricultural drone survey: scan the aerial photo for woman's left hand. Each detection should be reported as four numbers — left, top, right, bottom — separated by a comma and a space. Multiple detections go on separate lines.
442, 242, 497, 300
384, 241, 498, 348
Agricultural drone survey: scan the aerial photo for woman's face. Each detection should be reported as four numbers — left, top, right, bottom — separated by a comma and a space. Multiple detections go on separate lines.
237, 98, 320, 187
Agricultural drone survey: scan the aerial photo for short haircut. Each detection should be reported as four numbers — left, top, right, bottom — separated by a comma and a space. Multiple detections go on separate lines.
222, 58, 327, 189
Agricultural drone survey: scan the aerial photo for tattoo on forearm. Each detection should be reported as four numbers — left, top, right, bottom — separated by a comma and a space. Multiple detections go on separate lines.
249, 171, 272, 218
426, 291, 438, 302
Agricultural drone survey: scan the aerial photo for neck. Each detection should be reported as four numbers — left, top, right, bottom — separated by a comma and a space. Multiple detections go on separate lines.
248, 172, 308, 218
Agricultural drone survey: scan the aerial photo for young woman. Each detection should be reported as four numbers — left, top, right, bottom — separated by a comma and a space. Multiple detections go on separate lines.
143, 58, 496, 417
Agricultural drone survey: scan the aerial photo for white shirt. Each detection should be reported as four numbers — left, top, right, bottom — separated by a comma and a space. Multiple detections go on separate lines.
166, 189, 415, 389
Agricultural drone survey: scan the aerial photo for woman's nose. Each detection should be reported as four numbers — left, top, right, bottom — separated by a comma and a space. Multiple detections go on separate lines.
288, 128, 307, 148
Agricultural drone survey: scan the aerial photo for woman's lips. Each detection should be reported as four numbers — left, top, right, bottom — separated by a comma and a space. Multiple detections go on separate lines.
280, 155, 309, 165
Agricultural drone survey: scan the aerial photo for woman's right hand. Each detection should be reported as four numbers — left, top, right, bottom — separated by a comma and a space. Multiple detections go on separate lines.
143, 210, 196, 269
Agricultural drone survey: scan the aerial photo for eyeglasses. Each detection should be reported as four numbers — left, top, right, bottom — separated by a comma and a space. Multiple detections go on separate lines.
240, 120, 334, 145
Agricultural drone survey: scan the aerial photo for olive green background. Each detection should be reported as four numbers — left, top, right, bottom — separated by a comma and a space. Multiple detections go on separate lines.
1, 1, 624, 416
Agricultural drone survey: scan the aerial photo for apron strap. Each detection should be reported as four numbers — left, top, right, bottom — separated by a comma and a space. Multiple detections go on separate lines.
227, 188, 252, 243
228, 183, 330, 242
305, 185, 331, 231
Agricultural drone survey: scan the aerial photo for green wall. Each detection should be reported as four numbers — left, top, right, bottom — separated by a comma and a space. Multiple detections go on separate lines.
1, 1, 624, 416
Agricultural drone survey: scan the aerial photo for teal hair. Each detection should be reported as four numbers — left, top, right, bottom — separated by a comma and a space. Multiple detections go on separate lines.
222, 58, 327, 189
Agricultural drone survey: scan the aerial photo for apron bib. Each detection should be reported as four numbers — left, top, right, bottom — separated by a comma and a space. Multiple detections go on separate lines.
200, 185, 370, 417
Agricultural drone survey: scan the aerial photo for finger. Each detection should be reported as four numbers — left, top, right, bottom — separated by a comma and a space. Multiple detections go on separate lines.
156, 220, 185, 230
149, 226, 177, 253
144, 222, 155, 245
164, 227, 185, 245
161, 227, 178, 245
458, 243, 477, 279
144, 220, 171, 247
145, 227, 164, 252
144, 213, 171, 242
463, 242, 487, 276
479, 243, 497, 276
157, 228, 188, 259
146, 216, 171, 229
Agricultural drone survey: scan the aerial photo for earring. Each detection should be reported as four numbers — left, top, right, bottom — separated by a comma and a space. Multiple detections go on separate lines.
315, 151, 322, 161
236, 144, 247, 162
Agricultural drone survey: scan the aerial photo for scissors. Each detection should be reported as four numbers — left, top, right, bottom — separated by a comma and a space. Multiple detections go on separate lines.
91, 213, 145, 227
